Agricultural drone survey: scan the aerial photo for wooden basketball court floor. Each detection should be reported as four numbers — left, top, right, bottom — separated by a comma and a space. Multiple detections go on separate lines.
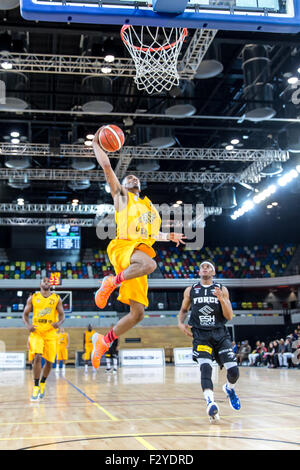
0, 365, 299, 450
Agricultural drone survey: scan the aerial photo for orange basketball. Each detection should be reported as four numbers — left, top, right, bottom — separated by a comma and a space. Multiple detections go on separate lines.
98, 125, 125, 152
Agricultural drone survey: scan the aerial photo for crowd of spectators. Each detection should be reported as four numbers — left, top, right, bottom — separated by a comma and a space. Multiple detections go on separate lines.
232, 325, 300, 368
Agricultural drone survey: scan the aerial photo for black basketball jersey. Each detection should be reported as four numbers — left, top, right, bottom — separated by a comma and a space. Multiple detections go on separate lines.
188, 282, 227, 330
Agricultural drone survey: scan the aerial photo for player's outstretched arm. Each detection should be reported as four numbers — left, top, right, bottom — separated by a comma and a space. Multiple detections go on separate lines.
92, 128, 124, 199
178, 286, 193, 337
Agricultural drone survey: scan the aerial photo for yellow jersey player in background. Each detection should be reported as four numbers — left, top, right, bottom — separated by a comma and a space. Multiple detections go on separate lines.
83, 324, 96, 373
23, 277, 65, 401
56, 327, 69, 375
91, 128, 186, 369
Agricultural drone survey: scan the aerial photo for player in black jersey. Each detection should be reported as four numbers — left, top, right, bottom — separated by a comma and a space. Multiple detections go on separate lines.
178, 261, 241, 423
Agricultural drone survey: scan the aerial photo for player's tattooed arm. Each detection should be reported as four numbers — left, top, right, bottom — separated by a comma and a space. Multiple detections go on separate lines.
178, 286, 193, 337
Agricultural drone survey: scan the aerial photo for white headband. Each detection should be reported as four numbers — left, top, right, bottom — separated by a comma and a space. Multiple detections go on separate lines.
200, 261, 215, 271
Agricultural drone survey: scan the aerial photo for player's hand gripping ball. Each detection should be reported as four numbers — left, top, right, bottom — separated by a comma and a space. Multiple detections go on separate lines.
98, 125, 125, 152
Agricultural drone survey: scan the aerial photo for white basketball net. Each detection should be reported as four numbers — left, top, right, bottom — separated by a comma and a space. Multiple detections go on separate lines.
121, 25, 188, 95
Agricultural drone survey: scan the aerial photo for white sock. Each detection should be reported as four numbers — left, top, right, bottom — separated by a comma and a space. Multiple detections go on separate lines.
226, 382, 235, 390
203, 389, 214, 404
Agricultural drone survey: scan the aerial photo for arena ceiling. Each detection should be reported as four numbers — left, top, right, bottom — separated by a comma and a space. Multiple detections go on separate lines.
1, 3, 300, 230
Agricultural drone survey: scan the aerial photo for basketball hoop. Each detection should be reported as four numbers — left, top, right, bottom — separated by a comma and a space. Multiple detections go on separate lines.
121, 25, 188, 95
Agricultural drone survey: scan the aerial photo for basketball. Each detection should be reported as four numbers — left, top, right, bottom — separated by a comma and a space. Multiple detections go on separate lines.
98, 125, 125, 152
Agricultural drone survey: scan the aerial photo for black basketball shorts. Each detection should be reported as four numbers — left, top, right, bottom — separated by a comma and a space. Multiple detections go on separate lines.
191, 326, 237, 366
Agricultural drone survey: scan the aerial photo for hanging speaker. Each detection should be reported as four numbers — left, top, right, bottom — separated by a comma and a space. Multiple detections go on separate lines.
286, 124, 300, 153
217, 185, 237, 209
49, 128, 61, 155
242, 45, 276, 122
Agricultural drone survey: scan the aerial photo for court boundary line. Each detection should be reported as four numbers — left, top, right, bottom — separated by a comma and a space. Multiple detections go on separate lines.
17, 432, 300, 450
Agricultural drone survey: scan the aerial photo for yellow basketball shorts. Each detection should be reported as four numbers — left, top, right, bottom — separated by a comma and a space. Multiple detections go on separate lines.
83, 344, 93, 361
29, 329, 57, 363
107, 239, 156, 307
57, 346, 68, 361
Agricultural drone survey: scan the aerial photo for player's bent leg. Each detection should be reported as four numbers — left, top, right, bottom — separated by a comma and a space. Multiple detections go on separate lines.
31, 354, 42, 401
32, 353, 42, 377
92, 300, 145, 369
200, 362, 214, 391
114, 300, 144, 337
95, 249, 156, 310
125, 249, 157, 280
39, 360, 53, 399
198, 359, 220, 424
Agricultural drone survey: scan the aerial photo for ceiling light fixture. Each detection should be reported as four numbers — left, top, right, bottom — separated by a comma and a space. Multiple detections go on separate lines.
10, 131, 20, 138
101, 66, 112, 74
1, 61, 13, 70
288, 76, 298, 84
104, 54, 115, 63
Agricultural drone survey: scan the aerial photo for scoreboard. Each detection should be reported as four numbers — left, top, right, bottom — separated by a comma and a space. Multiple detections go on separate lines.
46, 224, 81, 250
49, 272, 62, 286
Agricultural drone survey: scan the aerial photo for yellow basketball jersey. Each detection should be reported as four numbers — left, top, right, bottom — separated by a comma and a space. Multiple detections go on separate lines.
116, 191, 161, 243
32, 292, 59, 332
84, 330, 95, 345
57, 332, 68, 347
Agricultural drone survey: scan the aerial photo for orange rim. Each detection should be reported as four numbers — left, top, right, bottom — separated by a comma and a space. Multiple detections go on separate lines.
120, 24, 188, 53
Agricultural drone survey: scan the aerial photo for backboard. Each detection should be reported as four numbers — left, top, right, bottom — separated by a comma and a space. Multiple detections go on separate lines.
20, 1, 300, 33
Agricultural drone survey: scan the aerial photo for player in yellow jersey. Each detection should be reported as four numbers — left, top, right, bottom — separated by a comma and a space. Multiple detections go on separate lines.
91, 128, 186, 368
83, 324, 95, 373
56, 327, 69, 375
23, 277, 65, 401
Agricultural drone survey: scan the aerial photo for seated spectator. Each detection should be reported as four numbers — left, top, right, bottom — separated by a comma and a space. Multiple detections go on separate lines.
292, 329, 299, 341
273, 340, 280, 368
283, 338, 294, 368
236, 340, 251, 365
252, 342, 267, 366
232, 341, 238, 354
277, 339, 285, 367
265, 341, 277, 368
248, 341, 261, 366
